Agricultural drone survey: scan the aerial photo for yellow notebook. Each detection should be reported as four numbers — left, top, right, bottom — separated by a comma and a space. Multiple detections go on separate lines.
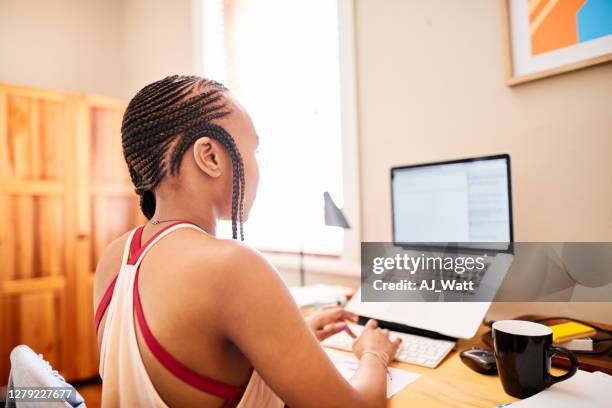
550, 322, 596, 343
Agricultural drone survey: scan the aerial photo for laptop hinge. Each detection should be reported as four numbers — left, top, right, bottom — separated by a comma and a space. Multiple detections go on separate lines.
357, 316, 458, 342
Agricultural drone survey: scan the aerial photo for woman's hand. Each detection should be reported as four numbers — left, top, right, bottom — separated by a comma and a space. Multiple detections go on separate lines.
305, 306, 359, 342
352, 319, 402, 365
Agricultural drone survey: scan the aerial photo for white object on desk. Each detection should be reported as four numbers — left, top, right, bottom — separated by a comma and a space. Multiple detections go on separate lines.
290, 284, 352, 308
554, 338, 593, 351
324, 348, 420, 398
323, 322, 455, 368
503, 370, 611, 408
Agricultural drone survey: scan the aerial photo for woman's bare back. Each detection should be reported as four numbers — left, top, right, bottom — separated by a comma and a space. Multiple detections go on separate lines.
94, 224, 253, 407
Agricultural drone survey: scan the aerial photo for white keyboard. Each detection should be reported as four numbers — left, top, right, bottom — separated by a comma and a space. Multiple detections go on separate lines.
322, 323, 455, 368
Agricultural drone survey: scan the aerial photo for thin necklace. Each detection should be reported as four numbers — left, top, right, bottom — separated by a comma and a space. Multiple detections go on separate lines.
150, 218, 184, 225
149, 218, 210, 236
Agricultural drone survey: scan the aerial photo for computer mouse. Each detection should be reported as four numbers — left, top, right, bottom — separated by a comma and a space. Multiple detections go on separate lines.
460, 347, 497, 374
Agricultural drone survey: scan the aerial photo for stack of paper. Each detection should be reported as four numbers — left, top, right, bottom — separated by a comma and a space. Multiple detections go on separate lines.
498, 370, 611, 407
290, 284, 353, 309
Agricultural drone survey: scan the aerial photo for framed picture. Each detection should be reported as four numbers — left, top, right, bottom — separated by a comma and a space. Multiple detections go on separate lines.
504, 0, 612, 85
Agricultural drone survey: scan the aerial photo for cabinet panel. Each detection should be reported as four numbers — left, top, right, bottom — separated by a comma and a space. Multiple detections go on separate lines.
0, 84, 141, 384
3, 195, 65, 280
5, 96, 65, 181
0, 85, 71, 383
91, 107, 129, 185
1, 291, 64, 375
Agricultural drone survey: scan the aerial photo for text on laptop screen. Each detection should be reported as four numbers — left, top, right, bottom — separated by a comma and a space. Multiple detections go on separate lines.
392, 157, 511, 243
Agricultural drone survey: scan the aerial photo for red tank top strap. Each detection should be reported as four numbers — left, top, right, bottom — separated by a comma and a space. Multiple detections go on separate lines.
128, 221, 188, 265
94, 274, 118, 333
129, 225, 144, 265
133, 267, 246, 403
94, 221, 191, 334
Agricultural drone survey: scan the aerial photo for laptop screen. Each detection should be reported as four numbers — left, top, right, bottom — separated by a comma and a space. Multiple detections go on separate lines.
391, 155, 512, 245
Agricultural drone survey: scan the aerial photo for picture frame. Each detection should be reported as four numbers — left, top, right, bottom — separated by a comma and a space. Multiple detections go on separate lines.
503, 0, 612, 85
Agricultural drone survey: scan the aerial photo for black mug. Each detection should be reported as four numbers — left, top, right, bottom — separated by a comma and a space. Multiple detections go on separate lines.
492, 320, 579, 399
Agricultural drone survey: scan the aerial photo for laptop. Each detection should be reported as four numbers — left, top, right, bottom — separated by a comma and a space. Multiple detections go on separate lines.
323, 154, 514, 368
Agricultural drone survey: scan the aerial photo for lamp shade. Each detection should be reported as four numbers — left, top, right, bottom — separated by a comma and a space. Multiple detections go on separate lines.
562, 243, 612, 288
324, 192, 350, 229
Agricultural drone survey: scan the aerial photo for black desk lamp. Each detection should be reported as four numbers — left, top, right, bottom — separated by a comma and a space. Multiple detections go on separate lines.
324, 191, 350, 229
298, 192, 351, 286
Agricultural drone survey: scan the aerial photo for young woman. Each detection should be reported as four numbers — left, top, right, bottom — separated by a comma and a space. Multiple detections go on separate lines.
93, 75, 401, 407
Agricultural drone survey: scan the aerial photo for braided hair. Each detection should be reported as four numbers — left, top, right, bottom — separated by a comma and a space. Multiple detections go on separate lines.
121, 75, 245, 240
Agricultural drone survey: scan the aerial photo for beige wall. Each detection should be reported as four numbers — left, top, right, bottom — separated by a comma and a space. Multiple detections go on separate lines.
0, 0, 125, 97
354, 0, 612, 243
122, 0, 197, 99
354, 0, 612, 323
0, 0, 196, 99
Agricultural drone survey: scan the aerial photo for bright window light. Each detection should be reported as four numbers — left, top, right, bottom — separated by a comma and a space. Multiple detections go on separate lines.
202, 0, 344, 255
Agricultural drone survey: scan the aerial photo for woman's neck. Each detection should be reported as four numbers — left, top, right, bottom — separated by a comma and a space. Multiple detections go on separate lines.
150, 198, 218, 236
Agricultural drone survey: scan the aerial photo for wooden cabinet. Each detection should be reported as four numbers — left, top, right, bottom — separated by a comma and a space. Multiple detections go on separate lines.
0, 83, 144, 383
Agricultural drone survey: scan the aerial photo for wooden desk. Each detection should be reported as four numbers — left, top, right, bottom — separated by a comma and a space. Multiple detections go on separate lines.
385, 323, 564, 408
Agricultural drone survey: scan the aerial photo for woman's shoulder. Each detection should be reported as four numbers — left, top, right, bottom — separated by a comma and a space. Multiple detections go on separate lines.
176, 230, 279, 284
174, 232, 292, 325
150, 230, 287, 323
93, 230, 133, 300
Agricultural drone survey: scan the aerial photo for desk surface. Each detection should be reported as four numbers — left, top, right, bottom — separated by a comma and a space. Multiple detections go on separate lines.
385, 323, 563, 408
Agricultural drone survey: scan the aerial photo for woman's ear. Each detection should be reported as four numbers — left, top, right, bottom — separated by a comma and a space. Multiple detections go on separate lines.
193, 137, 222, 178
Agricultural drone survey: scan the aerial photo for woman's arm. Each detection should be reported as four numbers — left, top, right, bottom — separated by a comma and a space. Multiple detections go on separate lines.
211, 242, 400, 408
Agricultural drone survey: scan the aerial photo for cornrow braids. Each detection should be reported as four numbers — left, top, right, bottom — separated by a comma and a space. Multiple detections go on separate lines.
121, 75, 245, 240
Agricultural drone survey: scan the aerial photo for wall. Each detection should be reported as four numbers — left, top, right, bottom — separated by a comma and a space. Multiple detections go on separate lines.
0, 0, 125, 97
355, 0, 612, 242
121, 0, 198, 98
354, 0, 612, 322
0, 0, 197, 99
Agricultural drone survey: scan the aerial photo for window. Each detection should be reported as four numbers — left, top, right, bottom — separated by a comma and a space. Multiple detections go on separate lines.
200, 0, 345, 255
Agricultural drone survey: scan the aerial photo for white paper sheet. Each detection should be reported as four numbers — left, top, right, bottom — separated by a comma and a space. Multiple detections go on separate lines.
325, 348, 421, 398
290, 284, 352, 308
497, 370, 612, 408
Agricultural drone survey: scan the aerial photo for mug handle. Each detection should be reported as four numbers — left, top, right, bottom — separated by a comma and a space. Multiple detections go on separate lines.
547, 346, 579, 385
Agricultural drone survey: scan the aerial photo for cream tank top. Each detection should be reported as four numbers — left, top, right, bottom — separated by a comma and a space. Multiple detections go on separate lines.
97, 222, 284, 407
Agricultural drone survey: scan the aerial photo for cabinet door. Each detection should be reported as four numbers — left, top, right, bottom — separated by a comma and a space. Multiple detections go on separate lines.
0, 84, 76, 382
0, 85, 143, 384
72, 95, 145, 379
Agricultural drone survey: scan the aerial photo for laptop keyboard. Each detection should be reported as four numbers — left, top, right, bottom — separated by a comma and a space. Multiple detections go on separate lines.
322, 323, 455, 368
